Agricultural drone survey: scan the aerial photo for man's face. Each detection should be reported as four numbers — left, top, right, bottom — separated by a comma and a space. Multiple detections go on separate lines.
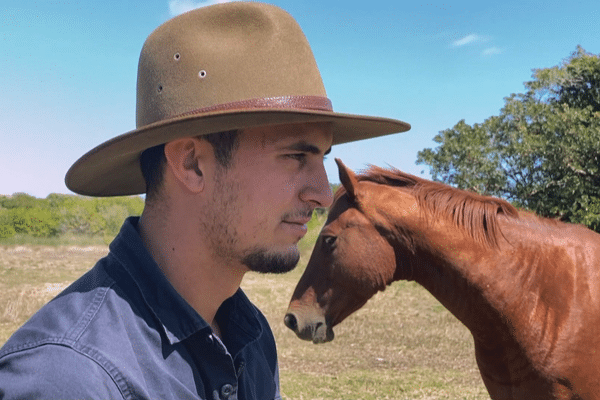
201, 122, 334, 274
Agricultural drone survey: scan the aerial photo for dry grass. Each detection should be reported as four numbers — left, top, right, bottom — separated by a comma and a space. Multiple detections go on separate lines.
0, 245, 109, 342
0, 236, 490, 399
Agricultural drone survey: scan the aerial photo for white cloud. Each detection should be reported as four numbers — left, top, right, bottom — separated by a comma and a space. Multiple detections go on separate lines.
168, 0, 233, 17
482, 47, 503, 56
452, 34, 483, 47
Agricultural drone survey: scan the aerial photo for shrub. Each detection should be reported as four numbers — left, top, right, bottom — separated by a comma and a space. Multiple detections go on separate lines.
10, 208, 60, 237
0, 209, 15, 239
0, 224, 16, 239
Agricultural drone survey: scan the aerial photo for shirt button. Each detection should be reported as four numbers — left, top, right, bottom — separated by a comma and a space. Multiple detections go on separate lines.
220, 383, 235, 399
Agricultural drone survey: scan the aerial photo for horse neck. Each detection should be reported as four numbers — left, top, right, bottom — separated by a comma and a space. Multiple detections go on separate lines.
361, 183, 536, 337
381, 197, 600, 390
398, 229, 501, 335
389, 209, 593, 347
382, 205, 522, 339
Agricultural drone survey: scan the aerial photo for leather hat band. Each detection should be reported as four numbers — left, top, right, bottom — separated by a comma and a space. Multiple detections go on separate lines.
173, 95, 333, 119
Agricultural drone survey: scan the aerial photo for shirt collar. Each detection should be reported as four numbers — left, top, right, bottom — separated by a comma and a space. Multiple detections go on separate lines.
217, 288, 263, 356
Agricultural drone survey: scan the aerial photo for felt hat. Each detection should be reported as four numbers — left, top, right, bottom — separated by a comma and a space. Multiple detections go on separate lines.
65, 1, 410, 196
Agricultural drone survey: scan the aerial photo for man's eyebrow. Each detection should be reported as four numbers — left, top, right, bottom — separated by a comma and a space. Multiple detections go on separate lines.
281, 141, 332, 155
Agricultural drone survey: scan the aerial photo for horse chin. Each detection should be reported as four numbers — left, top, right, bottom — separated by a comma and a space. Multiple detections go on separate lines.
311, 324, 334, 344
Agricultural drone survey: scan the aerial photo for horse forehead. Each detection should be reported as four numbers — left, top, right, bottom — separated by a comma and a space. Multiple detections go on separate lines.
326, 193, 352, 220
325, 203, 370, 231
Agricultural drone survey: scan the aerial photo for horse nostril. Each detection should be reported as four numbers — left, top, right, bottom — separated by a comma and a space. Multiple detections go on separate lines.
284, 313, 298, 332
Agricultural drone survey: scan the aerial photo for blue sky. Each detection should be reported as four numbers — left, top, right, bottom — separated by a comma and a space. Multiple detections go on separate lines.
2, 0, 599, 197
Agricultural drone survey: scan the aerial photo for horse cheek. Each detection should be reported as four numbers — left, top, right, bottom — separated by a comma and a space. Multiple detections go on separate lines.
344, 227, 394, 293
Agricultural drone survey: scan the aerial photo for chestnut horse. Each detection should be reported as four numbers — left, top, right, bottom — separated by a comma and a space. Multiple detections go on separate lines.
285, 158, 600, 400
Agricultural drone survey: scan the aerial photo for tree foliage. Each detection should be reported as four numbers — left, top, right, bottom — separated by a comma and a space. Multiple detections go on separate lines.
417, 47, 600, 231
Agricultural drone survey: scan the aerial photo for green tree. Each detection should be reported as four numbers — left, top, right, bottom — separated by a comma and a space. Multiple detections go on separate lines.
417, 47, 600, 231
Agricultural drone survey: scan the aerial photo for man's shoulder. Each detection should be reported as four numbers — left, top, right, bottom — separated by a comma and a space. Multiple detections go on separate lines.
0, 259, 117, 356
0, 249, 160, 362
0, 248, 202, 400
0, 341, 125, 399
0, 255, 151, 399
0, 256, 130, 398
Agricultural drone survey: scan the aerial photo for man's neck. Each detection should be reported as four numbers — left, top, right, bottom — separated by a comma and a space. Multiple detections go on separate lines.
138, 208, 246, 328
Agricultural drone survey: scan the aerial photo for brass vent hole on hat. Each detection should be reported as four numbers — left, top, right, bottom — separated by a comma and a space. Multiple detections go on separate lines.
199, 70, 207, 79
157, 85, 163, 93
174, 53, 180, 61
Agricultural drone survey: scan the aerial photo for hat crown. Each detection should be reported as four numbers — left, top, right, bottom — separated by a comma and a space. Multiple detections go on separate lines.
136, 2, 327, 128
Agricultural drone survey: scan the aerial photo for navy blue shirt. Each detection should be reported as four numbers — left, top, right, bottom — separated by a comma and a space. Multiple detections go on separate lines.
0, 217, 281, 400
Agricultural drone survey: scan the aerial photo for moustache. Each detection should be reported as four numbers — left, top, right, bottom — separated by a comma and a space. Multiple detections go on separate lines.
282, 209, 314, 222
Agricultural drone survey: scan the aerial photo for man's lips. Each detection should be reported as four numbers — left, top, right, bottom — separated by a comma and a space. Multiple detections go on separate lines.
283, 217, 312, 226
281, 216, 312, 236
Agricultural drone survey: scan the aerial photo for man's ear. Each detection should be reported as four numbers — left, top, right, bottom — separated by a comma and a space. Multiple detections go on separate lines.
164, 138, 207, 193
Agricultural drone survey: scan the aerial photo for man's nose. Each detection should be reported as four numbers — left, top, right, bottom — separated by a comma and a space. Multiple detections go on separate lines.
300, 163, 333, 208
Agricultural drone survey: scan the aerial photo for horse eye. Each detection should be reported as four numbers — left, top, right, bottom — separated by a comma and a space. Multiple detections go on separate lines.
323, 236, 337, 247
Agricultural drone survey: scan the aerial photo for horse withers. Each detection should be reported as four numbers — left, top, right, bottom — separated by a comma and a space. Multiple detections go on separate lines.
285, 158, 600, 400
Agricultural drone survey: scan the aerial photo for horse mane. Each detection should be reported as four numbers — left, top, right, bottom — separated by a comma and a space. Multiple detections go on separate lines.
356, 165, 520, 247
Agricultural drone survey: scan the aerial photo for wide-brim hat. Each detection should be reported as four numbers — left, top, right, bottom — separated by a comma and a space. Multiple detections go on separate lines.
65, 1, 410, 196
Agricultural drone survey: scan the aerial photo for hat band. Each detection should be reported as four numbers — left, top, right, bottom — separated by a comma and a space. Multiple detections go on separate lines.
173, 95, 333, 119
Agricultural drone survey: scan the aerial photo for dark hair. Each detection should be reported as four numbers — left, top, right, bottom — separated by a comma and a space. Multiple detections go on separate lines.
140, 129, 240, 201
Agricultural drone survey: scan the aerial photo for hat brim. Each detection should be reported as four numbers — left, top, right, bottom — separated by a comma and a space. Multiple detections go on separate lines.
65, 109, 410, 196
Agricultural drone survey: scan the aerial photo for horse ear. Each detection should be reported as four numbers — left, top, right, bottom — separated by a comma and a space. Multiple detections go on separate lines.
335, 158, 359, 201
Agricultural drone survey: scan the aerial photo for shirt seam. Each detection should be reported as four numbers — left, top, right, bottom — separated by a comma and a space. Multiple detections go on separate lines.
74, 343, 135, 399
68, 273, 137, 399
66, 274, 113, 343
0, 273, 112, 356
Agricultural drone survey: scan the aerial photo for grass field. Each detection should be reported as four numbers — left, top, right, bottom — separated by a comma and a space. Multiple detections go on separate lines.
0, 222, 490, 399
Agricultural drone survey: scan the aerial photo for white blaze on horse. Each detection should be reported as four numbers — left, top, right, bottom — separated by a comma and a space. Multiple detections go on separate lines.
285, 158, 600, 400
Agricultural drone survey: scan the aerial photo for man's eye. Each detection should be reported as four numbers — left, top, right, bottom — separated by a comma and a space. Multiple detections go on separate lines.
286, 153, 306, 162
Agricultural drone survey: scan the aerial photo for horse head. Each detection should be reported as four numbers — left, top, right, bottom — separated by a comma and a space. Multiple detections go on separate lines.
284, 159, 415, 343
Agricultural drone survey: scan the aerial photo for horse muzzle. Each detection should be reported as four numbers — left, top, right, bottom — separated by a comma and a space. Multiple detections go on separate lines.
284, 312, 334, 344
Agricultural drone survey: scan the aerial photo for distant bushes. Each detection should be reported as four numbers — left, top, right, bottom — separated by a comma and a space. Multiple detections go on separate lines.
0, 193, 144, 241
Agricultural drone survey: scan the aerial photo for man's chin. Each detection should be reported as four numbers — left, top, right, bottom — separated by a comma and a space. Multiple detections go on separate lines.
242, 247, 300, 274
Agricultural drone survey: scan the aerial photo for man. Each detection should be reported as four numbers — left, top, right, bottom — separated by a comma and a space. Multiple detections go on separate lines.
0, 2, 409, 399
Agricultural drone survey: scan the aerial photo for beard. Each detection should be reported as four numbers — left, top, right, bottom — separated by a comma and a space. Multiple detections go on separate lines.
202, 166, 304, 274
241, 246, 300, 274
